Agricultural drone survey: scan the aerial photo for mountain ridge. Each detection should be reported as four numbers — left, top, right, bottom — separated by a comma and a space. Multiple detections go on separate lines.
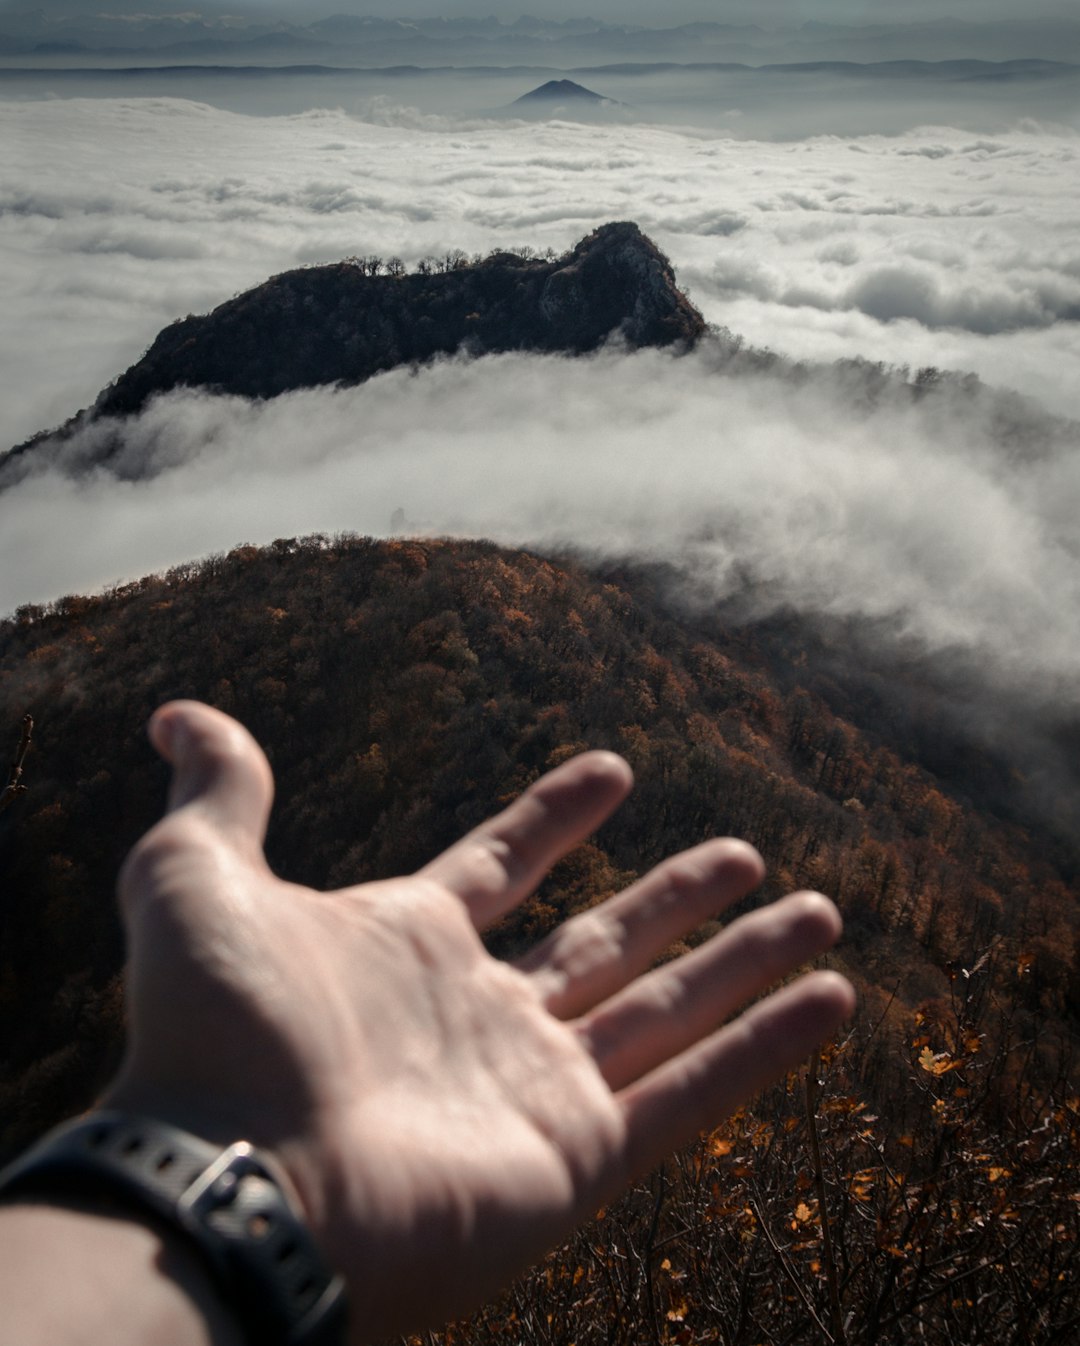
2, 221, 704, 483
4, 14, 1080, 64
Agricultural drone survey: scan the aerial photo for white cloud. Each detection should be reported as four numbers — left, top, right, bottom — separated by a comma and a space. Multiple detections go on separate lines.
2, 98, 1078, 449
2, 344, 1078, 719
0, 93, 1078, 712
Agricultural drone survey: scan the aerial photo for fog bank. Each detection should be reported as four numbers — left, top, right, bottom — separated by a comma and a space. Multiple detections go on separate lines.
2, 97, 1079, 460
4, 344, 1078, 729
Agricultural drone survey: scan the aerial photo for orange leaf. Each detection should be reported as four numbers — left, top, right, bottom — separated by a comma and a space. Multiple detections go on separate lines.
918, 1046, 961, 1076
918, 1046, 941, 1073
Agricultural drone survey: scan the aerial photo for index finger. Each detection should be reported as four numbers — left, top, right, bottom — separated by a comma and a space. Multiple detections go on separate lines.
420, 750, 633, 929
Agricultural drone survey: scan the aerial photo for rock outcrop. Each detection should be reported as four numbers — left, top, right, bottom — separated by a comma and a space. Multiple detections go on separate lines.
2, 222, 704, 482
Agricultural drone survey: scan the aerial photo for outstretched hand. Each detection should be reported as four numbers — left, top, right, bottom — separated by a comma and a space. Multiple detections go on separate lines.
106, 700, 853, 1341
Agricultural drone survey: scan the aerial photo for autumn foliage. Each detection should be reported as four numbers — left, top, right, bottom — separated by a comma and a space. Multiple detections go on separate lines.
1, 534, 1076, 1341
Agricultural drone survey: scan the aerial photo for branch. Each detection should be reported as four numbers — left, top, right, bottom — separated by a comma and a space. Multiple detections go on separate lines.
748, 1196, 836, 1346
805, 1048, 847, 1346
0, 714, 32, 816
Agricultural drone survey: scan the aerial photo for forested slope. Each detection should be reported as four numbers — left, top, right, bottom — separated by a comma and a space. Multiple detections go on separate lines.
1, 535, 1076, 1341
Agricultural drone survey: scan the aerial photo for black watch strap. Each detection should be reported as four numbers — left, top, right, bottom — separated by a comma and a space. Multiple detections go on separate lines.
0, 1112, 348, 1346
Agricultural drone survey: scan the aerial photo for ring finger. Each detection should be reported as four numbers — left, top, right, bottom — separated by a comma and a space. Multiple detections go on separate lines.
576, 890, 843, 1091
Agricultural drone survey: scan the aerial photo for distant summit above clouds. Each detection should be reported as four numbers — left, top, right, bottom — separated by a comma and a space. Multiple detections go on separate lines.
514, 79, 612, 105
509, 78, 628, 120
2, 222, 704, 483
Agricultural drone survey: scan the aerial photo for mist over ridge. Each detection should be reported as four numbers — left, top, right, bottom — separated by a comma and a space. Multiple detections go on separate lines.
3, 96, 1078, 450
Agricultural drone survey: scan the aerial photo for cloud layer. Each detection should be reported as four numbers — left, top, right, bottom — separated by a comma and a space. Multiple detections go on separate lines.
2, 95, 1078, 456
3, 345, 1078, 724
1, 91, 1079, 725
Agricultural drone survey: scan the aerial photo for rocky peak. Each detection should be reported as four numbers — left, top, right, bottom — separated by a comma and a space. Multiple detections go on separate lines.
3, 222, 705, 481
541, 221, 702, 350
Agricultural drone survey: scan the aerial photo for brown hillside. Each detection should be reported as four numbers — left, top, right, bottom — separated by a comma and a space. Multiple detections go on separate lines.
1, 535, 1074, 1132
1, 536, 1077, 1341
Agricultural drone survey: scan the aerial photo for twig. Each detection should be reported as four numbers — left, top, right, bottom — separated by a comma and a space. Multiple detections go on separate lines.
0, 714, 32, 816
748, 1196, 835, 1345
805, 1048, 847, 1346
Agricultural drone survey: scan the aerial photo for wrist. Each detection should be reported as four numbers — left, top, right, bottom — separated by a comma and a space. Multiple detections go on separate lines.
0, 1112, 348, 1346
0, 1197, 245, 1346
101, 1068, 336, 1240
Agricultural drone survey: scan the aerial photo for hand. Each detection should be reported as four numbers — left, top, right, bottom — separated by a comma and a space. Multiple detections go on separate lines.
106, 700, 853, 1341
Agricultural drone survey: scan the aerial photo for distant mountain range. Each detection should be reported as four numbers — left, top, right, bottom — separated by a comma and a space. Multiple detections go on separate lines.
1, 222, 704, 484
3, 12, 1080, 65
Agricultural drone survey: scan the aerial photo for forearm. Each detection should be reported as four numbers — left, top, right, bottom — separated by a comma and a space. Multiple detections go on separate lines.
0, 1199, 244, 1346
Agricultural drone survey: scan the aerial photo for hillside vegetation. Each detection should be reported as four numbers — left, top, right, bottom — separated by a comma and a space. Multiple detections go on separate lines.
1, 535, 1076, 1342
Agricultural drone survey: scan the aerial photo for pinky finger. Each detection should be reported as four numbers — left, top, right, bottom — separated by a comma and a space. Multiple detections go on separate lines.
618, 971, 855, 1179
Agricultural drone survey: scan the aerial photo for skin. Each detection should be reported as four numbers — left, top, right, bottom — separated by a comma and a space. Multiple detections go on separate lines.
1, 700, 854, 1343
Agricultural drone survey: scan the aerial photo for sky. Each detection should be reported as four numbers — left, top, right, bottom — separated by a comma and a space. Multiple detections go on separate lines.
7, 2, 1080, 21
221, 2, 1080, 19
1, 14, 1079, 779
393, 2, 1074, 20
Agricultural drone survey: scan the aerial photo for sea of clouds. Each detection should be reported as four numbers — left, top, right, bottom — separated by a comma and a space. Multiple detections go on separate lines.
1, 94, 1079, 734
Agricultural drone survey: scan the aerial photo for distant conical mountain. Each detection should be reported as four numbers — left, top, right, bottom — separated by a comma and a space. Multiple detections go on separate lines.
513, 79, 612, 105
2, 221, 702, 483
508, 78, 629, 120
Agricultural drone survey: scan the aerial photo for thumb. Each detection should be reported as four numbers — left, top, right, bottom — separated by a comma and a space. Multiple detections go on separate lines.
149, 700, 275, 848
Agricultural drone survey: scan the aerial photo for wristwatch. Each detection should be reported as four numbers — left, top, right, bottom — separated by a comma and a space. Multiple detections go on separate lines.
0, 1111, 348, 1346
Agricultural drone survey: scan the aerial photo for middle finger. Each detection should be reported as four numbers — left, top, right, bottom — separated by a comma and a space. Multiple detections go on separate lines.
516, 838, 764, 1019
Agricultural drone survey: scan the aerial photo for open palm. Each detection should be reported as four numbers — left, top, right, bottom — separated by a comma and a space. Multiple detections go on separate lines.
107, 700, 853, 1341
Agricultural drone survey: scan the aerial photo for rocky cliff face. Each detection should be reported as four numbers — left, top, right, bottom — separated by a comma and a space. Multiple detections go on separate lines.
96, 221, 703, 418
3, 222, 704, 482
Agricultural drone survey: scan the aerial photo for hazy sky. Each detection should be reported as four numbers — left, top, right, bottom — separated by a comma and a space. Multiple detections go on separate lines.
5, 2, 1080, 24
330, 3, 1078, 21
